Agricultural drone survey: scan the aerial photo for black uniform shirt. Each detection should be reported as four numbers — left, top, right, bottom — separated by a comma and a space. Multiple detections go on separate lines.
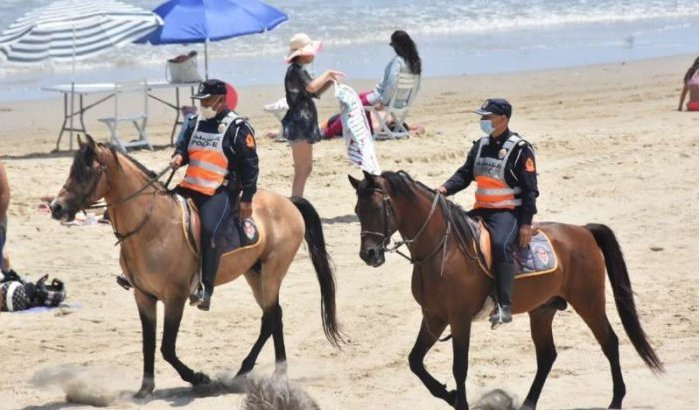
175, 109, 259, 202
443, 129, 539, 225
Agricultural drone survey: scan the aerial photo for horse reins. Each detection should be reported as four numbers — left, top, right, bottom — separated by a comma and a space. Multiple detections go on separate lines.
360, 189, 452, 276
77, 165, 175, 244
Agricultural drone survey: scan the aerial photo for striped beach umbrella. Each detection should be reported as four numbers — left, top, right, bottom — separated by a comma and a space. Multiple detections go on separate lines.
0, 0, 163, 65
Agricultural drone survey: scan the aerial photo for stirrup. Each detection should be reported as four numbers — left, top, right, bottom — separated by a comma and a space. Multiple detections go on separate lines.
189, 286, 205, 306
489, 304, 512, 329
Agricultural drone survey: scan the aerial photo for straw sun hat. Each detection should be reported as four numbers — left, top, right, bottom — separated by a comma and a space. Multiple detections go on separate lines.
284, 33, 323, 63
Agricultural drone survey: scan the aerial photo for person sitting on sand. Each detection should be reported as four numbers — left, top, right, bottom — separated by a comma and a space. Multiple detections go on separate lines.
678, 56, 699, 111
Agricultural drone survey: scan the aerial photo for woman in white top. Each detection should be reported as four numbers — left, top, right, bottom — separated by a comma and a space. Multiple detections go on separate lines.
323, 30, 422, 137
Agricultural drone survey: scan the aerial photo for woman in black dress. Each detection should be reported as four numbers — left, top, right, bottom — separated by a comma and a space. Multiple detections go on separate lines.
282, 33, 344, 197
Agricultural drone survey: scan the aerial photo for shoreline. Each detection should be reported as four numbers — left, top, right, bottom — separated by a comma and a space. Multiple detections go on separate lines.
0, 53, 694, 157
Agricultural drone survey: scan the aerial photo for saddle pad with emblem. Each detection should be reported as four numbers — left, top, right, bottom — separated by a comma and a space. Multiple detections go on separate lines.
514, 231, 558, 278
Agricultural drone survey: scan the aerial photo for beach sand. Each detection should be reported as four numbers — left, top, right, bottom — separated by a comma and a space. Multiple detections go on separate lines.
0, 54, 697, 410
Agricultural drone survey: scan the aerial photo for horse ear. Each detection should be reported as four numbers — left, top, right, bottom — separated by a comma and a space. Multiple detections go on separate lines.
77, 134, 85, 148
348, 174, 361, 190
85, 134, 97, 150
362, 170, 376, 183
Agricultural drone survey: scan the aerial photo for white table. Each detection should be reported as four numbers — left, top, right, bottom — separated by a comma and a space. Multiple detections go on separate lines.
42, 80, 199, 151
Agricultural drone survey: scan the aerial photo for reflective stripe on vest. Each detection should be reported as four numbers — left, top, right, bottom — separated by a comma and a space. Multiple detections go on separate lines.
180, 112, 238, 195
473, 134, 523, 209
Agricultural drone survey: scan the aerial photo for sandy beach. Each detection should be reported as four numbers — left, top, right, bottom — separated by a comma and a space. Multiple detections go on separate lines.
0, 54, 697, 410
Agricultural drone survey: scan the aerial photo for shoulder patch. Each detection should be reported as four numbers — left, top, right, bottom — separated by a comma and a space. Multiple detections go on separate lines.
525, 157, 536, 172
518, 140, 526, 146
245, 133, 256, 149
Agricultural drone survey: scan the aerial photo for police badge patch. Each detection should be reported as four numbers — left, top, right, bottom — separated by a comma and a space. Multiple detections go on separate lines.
242, 218, 259, 244
498, 148, 507, 159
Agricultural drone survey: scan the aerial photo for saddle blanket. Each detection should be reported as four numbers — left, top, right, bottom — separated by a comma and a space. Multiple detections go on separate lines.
515, 232, 558, 278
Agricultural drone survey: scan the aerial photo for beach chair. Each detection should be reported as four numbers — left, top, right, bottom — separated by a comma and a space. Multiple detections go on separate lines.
98, 80, 152, 152
365, 72, 420, 140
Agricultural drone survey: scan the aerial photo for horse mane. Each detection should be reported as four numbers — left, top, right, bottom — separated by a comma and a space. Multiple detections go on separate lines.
103, 144, 166, 190
381, 170, 468, 216
72, 142, 167, 190
381, 170, 476, 251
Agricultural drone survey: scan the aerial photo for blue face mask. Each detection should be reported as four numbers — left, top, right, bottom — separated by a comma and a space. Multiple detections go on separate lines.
480, 119, 494, 135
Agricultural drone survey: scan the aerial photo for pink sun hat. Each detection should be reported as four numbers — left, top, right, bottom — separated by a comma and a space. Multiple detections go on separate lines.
284, 33, 323, 63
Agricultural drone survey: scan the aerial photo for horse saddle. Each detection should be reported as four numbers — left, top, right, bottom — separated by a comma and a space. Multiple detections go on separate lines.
465, 219, 558, 279
175, 194, 262, 258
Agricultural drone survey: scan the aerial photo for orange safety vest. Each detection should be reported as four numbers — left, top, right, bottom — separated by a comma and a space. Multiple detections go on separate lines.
473, 134, 523, 210
179, 113, 238, 195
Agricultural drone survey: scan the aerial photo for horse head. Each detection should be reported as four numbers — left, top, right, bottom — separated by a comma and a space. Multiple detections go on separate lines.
51, 135, 111, 221
348, 170, 402, 267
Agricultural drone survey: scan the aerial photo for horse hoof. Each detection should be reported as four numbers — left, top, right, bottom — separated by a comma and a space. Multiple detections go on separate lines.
134, 378, 154, 399
520, 403, 536, 410
445, 389, 457, 406
192, 372, 211, 386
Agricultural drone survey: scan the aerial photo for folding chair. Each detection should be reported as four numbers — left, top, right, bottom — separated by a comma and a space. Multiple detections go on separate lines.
365, 72, 420, 140
98, 80, 152, 152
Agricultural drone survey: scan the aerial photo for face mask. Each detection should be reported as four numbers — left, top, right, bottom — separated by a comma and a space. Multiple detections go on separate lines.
200, 98, 220, 119
480, 119, 494, 135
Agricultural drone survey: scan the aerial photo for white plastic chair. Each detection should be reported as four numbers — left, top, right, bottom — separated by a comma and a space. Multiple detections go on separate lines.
365, 72, 420, 140
98, 80, 152, 152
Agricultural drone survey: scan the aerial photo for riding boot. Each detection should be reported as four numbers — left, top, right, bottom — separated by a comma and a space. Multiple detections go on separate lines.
490, 262, 515, 328
190, 245, 221, 311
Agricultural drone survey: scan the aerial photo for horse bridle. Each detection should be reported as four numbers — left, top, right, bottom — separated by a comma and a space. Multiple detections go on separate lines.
360, 188, 452, 274
62, 164, 173, 244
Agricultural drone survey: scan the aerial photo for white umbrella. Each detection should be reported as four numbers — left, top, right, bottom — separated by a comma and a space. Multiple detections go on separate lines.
0, 0, 163, 150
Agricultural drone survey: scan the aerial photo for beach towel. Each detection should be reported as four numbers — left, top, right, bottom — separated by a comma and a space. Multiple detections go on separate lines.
334, 83, 382, 175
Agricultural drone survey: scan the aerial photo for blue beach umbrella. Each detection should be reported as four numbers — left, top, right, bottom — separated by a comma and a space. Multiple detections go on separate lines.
137, 0, 288, 79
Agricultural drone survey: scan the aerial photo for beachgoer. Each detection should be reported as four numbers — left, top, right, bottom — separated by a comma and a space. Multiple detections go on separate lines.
323, 30, 421, 138
678, 56, 699, 111
282, 33, 344, 197
0, 161, 10, 274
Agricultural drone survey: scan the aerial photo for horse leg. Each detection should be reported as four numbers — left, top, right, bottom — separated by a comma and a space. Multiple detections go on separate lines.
451, 320, 472, 410
134, 289, 157, 398
271, 302, 287, 376
408, 314, 454, 406
569, 297, 626, 409
236, 302, 279, 376
161, 297, 210, 386
521, 306, 558, 410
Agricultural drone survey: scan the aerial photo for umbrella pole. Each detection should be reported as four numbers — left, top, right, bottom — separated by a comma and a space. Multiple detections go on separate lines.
204, 38, 209, 80
69, 25, 77, 151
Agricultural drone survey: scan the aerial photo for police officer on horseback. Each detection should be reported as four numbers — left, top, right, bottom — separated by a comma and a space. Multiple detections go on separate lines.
170, 79, 259, 311
438, 98, 538, 327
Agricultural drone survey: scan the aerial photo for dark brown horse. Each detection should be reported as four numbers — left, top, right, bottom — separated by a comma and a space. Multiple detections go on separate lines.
349, 170, 662, 410
50, 136, 342, 398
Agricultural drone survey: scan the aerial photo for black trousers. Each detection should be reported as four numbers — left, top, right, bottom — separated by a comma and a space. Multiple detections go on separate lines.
181, 187, 242, 295
469, 208, 518, 264
469, 208, 518, 305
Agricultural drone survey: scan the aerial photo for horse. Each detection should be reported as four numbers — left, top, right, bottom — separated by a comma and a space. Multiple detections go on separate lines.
348, 170, 663, 410
50, 135, 342, 398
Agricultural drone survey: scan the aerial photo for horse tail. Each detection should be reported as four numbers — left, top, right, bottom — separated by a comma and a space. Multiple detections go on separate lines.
585, 223, 664, 373
290, 196, 344, 347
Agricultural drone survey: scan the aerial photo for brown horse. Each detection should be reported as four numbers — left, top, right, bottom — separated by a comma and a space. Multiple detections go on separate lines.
50, 135, 342, 398
348, 170, 663, 410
